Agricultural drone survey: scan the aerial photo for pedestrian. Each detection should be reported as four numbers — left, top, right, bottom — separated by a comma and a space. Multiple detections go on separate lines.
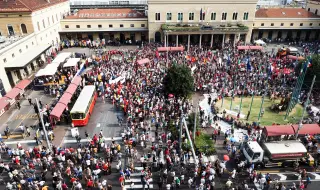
39, 100, 43, 109
28, 97, 32, 105
16, 102, 21, 110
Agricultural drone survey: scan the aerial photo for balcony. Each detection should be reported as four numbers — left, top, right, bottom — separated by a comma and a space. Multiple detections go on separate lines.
161, 23, 249, 34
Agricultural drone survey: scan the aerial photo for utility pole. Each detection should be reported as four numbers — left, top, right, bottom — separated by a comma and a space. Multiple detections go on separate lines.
295, 75, 316, 139
257, 83, 268, 124
179, 114, 183, 155
35, 98, 51, 152
239, 82, 247, 114
230, 64, 238, 110
193, 102, 198, 141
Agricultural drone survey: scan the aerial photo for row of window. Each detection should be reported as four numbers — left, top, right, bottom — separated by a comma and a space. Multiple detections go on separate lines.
6, 24, 28, 36
65, 24, 146, 29
36, 11, 67, 31
259, 22, 317, 27
156, 12, 249, 21
3, 42, 34, 63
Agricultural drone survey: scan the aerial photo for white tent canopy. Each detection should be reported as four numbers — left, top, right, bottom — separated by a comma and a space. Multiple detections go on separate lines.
254, 39, 266, 45
63, 58, 80, 68
35, 64, 58, 77
52, 52, 72, 64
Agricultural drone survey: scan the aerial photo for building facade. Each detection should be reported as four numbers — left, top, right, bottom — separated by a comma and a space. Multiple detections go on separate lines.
147, 0, 258, 50
59, 9, 148, 43
252, 8, 320, 41
0, 0, 70, 94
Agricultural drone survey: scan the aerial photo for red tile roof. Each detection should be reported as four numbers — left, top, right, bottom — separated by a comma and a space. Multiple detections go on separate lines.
0, 0, 68, 13
65, 9, 146, 19
255, 8, 320, 18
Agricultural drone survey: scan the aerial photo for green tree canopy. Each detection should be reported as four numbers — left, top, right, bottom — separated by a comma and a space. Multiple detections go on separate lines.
163, 64, 194, 98
295, 54, 320, 86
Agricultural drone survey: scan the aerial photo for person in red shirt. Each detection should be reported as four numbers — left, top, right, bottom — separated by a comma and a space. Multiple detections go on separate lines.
87, 179, 94, 188
62, 182, 68, 190
119, 175, 125, 187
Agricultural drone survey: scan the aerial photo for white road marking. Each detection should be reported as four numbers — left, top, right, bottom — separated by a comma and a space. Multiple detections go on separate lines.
63, 136, 122, 143
4, 140, 36, 145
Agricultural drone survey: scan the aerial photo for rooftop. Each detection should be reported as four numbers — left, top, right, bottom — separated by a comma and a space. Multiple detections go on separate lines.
65, 8, 146, 19
0, 35, 28, 51
255, 8, 320, 18
0, 0, 68, 13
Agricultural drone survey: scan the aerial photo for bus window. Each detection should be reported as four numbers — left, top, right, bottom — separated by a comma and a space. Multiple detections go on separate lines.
72, 113, 84, 119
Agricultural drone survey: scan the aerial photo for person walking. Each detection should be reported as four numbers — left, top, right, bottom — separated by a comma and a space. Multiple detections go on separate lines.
17, 102, 21, 110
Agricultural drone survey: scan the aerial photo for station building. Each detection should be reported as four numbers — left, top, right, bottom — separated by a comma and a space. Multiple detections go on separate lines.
0, 0, 70, 94
59, 8, 148, 43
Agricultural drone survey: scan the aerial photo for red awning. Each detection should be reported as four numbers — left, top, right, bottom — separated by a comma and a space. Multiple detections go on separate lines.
237, 46, 263, 51
292, 124, 320, 135
264, 125, 295, 136
157, 46, 184, 52
5, 88, 21, 99
50, 102, 67, 119
15, 79, 31, 90
0, 98, 9, 110
71, 76, 82, 86
59, 93, 72, 106
137, 58, 150, 65
65, 83, 78, 95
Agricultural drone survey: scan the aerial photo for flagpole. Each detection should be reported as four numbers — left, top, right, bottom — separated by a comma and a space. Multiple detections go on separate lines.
229, 58, 238, 111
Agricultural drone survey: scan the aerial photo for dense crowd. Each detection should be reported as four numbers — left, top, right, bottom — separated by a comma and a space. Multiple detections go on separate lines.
1, 40, 320, 190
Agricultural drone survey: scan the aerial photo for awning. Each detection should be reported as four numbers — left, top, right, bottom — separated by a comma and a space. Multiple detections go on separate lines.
65, 83, 78, 95
264, 125, 295, 136
15, 79, 31, 90
157, 46, 184, 52
59, 93, 72, 106
71, 76, 82, 86
0, 98, 10, 110
52, 52, 72, 64
137, 58, 150, 65
63, 58, 80, 68
237, 46, 263, 51
50, 102, 67, 119
5, 88, 21, 99
35, 64, 58, 77
292, 124, 320, 135
4, 44, 51, 69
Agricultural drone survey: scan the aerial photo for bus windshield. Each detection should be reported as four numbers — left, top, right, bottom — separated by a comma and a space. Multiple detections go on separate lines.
71, 113, 84, 120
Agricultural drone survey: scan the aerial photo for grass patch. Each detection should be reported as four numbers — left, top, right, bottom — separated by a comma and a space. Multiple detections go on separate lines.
194, 132, 215, 155
217, 96, 305, 126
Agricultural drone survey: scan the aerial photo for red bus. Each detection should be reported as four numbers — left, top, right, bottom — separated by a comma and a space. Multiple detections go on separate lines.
70, 85, 97, 126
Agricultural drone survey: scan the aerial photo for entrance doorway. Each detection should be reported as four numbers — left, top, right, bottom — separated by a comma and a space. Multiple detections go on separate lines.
155, 32, 161, 42
120, 33, 125, 43
6, 71, 14, 88
0, 79, 6, 96
277, 31, 282, 39
258, 31, 263, 39
268, 31, 273, 40
130, 33, 135, 43
305, 30, 311, 41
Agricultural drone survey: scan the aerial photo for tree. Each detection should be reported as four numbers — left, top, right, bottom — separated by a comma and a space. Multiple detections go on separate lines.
295, 54, 320, 86
163, 64, 194, 98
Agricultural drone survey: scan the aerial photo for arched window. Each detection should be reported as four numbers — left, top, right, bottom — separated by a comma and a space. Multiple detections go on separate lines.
21, 24, 27, 34
37, 22, 40, 31
52, 15, 55, 23
308, 8, 311, 12
316, 9, 318, 15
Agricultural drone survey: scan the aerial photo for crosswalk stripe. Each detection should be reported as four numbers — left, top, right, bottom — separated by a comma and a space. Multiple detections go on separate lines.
126, 178, 153, 183
4, 140, 36, 145
124, 184, 154, 189
63, 137, 122, 143
277, 174, 287, 181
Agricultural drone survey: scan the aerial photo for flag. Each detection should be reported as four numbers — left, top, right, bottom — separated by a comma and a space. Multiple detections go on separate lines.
246, 57, 251, 71
200, 8, 203, 20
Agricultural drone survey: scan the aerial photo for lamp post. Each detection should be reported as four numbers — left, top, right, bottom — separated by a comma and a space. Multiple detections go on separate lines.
35, 98, 51, 152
